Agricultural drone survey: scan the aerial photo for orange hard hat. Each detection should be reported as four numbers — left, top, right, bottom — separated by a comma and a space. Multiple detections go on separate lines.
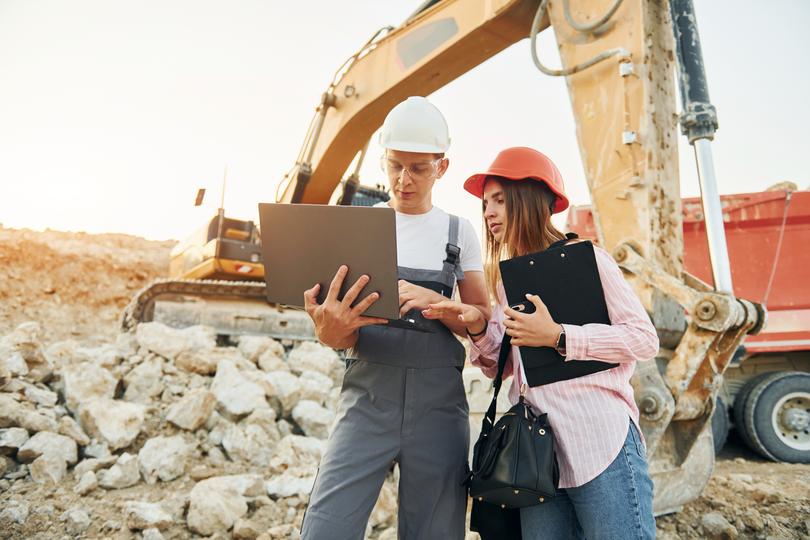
463, 147, 569, 213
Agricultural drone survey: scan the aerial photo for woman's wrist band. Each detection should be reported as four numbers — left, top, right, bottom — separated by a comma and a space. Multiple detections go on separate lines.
466, 324, 487, 338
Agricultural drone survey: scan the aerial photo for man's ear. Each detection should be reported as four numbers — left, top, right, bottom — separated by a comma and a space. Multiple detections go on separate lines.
437, 157, 450, 178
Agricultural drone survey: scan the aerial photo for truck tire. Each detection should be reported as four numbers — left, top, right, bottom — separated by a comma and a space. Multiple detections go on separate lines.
711, 396, 729, 455
732, 372, 772, 449
740, 371, 810, 463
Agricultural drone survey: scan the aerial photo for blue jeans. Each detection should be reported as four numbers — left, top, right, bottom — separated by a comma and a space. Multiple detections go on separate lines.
520, 422, 655, 539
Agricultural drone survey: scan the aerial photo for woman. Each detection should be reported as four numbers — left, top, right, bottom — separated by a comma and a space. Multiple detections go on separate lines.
423, 147, 659, 539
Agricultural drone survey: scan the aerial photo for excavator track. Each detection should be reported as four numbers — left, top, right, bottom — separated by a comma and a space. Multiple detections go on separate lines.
122, 278, 316, 341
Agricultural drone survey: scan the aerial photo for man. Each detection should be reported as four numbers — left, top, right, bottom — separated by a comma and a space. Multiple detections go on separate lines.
300, 96, 490, 539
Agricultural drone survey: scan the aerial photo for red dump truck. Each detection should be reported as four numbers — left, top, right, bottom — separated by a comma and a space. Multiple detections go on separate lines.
567, 188, 810, 463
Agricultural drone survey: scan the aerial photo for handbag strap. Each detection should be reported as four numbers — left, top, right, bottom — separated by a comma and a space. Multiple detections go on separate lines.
481, 332, 512, 436
547, 232, 578, 250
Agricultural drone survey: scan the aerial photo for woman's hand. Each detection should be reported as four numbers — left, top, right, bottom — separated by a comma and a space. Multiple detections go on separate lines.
503, 294, 563, 348
423, 299, 487, 336
398, 280, 444, 317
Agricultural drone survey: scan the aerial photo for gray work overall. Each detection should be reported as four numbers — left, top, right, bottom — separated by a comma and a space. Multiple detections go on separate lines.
301, 215, 469, 540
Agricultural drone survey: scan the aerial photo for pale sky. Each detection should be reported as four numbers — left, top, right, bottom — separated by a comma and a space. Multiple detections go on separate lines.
1, 1, 808, 242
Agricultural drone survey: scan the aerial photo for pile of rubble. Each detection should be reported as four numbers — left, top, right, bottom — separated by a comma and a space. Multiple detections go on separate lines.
0, 321, 399, 539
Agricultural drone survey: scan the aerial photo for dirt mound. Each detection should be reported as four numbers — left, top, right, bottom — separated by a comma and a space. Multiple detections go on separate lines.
0, 227, 172, 345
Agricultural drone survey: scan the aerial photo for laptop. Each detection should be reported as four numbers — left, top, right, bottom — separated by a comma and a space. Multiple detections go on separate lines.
258, 203, 434, 333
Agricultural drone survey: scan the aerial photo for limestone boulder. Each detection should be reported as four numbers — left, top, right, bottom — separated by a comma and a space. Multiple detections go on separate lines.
238, 336, 284, 364
0, 427, 29, 455
29, 453, 67, 484
124, 501, 173, 530
0, 394, 57, 432
286, 341, 343, 382
123, 357, 164, 403
291, 400, 334, 439
79, 398, 145, 450
261, 371, 302, 415
58, 415, 90, 446
61, 362, 118, 413
211, 359, 267, 418
166, 389, 217, 431
298, 370, 333, 406
186, 475, 263, 535
135, 322, 216, 361
138, 435, 192, 484
98, 453, 140, 489
265, 473, 316, 498
17, 431, 78, 464
268, 435, 324, 476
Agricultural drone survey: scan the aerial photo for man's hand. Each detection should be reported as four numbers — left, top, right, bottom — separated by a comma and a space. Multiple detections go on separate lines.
304, 265, 388, 349
398, 280, 444, 317
503, 294, 562, 348
423, 299, 487, 338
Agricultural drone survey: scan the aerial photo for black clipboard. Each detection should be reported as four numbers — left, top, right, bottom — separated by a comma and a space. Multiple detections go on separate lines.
499, 235, 617, 387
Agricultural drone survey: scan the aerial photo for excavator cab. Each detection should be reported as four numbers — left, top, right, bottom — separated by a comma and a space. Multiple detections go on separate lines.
168, 215, 264, 281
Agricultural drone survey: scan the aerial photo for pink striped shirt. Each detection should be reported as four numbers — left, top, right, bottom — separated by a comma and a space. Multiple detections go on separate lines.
469, 244, 659, 488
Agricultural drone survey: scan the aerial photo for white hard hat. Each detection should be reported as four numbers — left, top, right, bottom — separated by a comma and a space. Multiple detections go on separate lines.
379, 96, 450, 153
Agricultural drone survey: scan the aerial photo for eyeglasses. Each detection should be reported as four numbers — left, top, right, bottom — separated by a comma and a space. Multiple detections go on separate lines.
380, 156, 443, 182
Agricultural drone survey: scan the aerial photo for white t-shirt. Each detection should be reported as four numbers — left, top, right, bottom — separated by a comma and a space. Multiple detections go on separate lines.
375, 203, 483, 276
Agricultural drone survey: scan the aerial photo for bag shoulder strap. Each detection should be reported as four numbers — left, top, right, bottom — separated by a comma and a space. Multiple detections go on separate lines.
547, 232, 579, 251
481, 332, 512, 435
441, 214, 463, 284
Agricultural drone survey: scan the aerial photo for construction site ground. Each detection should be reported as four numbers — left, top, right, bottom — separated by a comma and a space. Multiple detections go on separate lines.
1, 226, 808, 539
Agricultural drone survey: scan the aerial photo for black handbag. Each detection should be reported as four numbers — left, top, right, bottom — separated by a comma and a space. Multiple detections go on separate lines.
467, 333, 559, 509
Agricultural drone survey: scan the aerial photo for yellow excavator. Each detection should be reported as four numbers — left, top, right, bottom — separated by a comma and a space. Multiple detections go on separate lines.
123, 0, 766, 514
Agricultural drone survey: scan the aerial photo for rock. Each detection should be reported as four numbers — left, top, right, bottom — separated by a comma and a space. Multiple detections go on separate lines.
701, 512, 738, 539
58, 415, 90, 446
238, 336, 284, 363
138, 435, 191, 484
29, 454, 67, 484
23, 384, 58, 407
298, 370, 333, 405
0, 322, 52, 382
166, 390, 216, 431
221, 423, 276, 467
61, 507, 91, 535
135, 322, 215, 361
17, 431, 78, 464
0, 427, 29, 455
143, 528, 165, 540
233, 518, 262, 540
175, 350, 218, 375
0, 394, 58, 432
78, 398, 145, 450
98, 453, 140, 489
0, 351, 28, 377
742, 508, 765, 532
123, 357, 164, 403
73, 456, 115, 477
0, 455, 14, 476
124, 501, 173, 530
287, 341, 342, 382
728, 473, 753, 483
263, 524, 301, 539
186, 475, 263, 535
101, 519, 122, 532
0, 500, 29, 524
211, 359, 267, 418
265, 474, 316, 498
257, 349, 289, 373
261, 371, 302, 415
74, 470, 98, 495
268, 435, 324, 475
291, 400, 334, 439
61, 362, 118, 412
84, 441, 112, 459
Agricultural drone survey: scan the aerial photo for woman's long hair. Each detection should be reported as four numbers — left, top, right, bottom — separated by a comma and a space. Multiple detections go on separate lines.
483, 177, 566, 299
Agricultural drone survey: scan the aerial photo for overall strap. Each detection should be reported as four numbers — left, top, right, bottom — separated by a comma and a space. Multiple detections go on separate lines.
440, 214, 463, 287
481, 332, 512, 436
